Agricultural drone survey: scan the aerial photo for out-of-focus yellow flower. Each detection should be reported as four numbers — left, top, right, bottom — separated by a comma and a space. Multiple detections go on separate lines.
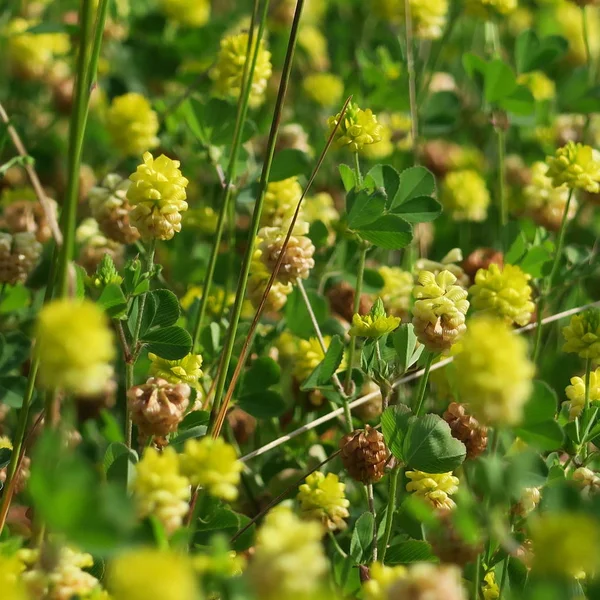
563, 309, 600, 359
328, 102, 383, 153
378, 266, 413, 319
387, 563, 467, 599
556, 2, 600, 65
517, 71, 555, 101
127, 152, 189, 240
108, 549, 198, 600
508, 6, 534, 34
466, 0, 517, 17
179, 437, 242, 501
211, 32, 272, 108
183, 206, 219, 235
159, 0, 210, 26
180, 285, 233, 316
564, 368, 600, 420
349, 303, 401, 337
36, 299, 115, 395
363, 562, 407, 600
469, 263, 535, 327
515, 486, 542, 517
133, 447, 190, 534
293, 336, 344, 381
0, 554, 26, 600
303, 192, 339, 229
454, 317, 534, 426
546, 142, 600, 193
298, 25, 329, 71
405, 470, 459, 510
106, 93, 160, 157
261, 177, 303, 228
302, 72, 344, 106
441, 169, 490, 222
372, 0, 448, 39
297, 471, 350, 531
360, 120, 394, 160
482, 571, 500, 600
247, 506, 328, 600
193, 547, 245, 578
149, 352, 203, 388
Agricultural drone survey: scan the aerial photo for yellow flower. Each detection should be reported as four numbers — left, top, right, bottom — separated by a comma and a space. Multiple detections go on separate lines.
247, 250, 293, 312
546, 142, 600, 193
378, 266, 413, 319
328, 102, 383, 153
363, 562, 407, 600
159, 0, 210, 26
108, 549, 198, 600
517, 71, 555, 102
35, 299, 115, 395
482, 571, 500, 600
261, 177, 303, 228
563, 309, 600, 359
133, 447, 190, 534
441, 169, 490, 222
179, 437, 242, 501
387, 563, 466, 599
0, 436, 12, 450
405, 470, 460, 510
106, 93, 160, 157
247, 506, 328, 600
372, 0, 448, 39
469, 263, 535, 327
556, 2, 600, 65
0, 554, 27, 600
454, 317, 534, 426
293, 336, 344, 381
303, 192, 339, 229
149, 352, 203, 387
180, 285, 233, 316
564, 368, 600, 420
127, 152, 189, 241
466, 0, 517, 17
297, 471, 350, 531
349, 299, 401, 338
297, 25, 329, 71
415, 248, 469, 289
303, 72, 344, 107
211, 32, 272, 108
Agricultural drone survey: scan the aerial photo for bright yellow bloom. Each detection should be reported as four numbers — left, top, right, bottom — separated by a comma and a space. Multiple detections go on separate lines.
349, 311, 401, 338
127, 152, 189, 240
297, 471, 350, 531
179, 437, 242, 501
556, 2, 600, 65
107, 93, 160, 157
0, 554, 27, 600
328, 102, 383, 153
405, 470, 459, 510
517, 71, 555, 101
108, 549, 198, 600
303, 72, 344, 106
159, 0, 210, 26
36, 299, 115, 395
293, 336, 344, 381
133, 447, 190, 534
378, 266, 413, 319
148, 352, 203, 388
0, 436, 12, 450
563, 309, 600, 359
565, 368, 600, 420
211, 32, 272, 108
261, 177, 303, 228
363, 562, 407, 600
387, 563, 467, 599
454, 317, 534, 426
466, 0, 517, 17
441, 169, 490, 222
247, 506, 328, 600
546, 142, 600, 193
469, 263, 535, 327
482, 571, 500, 600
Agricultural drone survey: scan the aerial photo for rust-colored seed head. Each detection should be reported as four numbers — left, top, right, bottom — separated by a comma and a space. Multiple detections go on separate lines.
339, 425, 388, 484
462, 248, 504, 284
97, 200, 140, 245
429, 509, 483, 566
2, 199, 57, 243
327, 281, 372, 323
227, 407, 257, 445
0, 455, 31, 495
443, 402, 488, 460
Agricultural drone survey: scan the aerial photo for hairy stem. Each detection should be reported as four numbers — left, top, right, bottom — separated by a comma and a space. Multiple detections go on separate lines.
380, 466, 401, 562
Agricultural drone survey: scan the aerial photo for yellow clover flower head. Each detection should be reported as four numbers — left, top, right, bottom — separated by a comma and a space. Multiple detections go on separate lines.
378, 265, 413, 319
179, 437, 242, 501
372, 0, 448, 39
363, 562, 407, 600
293, 336, 345, 381
133, 446, 190, 534
159, 0, 210, 27
517, 71, 556, 102
328, 102, 383, 153
469, 263, 535, 327
546, 141, 600, 193
108, 549, 198, 600
247, 505, 328, 600
303, 72, 344, 107
441, 169, 490, 222
211, 32, 272, 108
482, 571, 500, 600
149, 352, 203, 387
297, 471, 350, 531
349, 298, 401, 338
35, 299, 115, 396
564, 368, 600, 420
261, 177, 303, 228
106, 93, 160, 157
127, 152, 189, 241
405, 470, 460, 510
387, 563, 466, 599
248, 247, 293, 312
454, 317, 534, 426
0, 554, 27, 600
563, 308, 600, 359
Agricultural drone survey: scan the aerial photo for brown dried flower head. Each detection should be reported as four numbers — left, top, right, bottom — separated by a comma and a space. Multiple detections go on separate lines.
443, 402, 488, 460
339, 425, 388, 484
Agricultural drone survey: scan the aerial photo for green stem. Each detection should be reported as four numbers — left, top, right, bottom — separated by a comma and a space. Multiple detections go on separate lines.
495, 125, 507, 242
353, 152, 362, 188
473, 553, 482, 600
367, 483, 378, 562
380, 466, 401, 562
413, 353, 435, 416
582, 6, 593, 85
579, 358, 593, 459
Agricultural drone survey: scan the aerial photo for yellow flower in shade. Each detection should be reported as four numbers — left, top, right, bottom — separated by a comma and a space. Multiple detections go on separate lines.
531, 513, 600, 579
106, 93, 160, 157
328, 102, 383, 153
411, 270, 469, 352
303, 192, 339, 229
180, 285, 233, 316
133, 447, 190, 534
546, 142, 600, 193
563, 309, 600, 359
405, 470, 459, 510
564, 368, 600, 420
556, 2, 600, 65
149, 352, 203, 388
247, 249, 293, 312
297, 471, 350, 531
159, 0, 210, 26
482, 571, 500, 600
247, 506, 328, 600
0, 554, 26, 600
454, 317, 534, 426
363, 562, 407, 600
303, 73, 344, 107
441, 169, 490, 222
517, 71, 555, 102
261, 177, 303, 228
35, 299, 115, 395
108, 549, 198, 600
297, 25, 329, 71
127, 152, 189, 241
211, 32, 272, 108
179, 437, 242, 501
378, 266, 413, 319
349, 298, 401, 338
293, 336, 344, 381
387, 563, 466, 599
469, 263, 535, 327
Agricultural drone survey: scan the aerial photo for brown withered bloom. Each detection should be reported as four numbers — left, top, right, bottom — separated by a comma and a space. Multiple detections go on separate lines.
327, 280, 372, 323
443, 402, 488, 460
429, 509, 483, 566
339, 425, 388, 484
462, 248, 504, 284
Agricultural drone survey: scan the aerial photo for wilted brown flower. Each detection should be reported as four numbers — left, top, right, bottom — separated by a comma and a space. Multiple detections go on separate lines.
0, 232, 42, 284
327, 280, 373, 323
339, 425, 388, 484
462, 248, 504, 284
429, 509, 483, 566
443, 402, 488, 460
1, 197, 58, 243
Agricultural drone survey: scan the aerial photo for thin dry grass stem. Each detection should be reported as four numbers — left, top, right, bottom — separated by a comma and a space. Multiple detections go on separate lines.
240, 300, 600, 463
210, 95, 353, 439
0, 102, 63, 245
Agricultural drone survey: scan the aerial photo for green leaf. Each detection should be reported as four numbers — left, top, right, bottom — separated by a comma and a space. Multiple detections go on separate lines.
462, 52, 488, 81
518, 246, 553, 278
141, 326, 192, 360
148, 289, 180, 328
0, 375, 29, 408
356, 215, 413, 250
237, 390, 287, 419
365, 164, 401, 210
381, 404, 414, 461
499, 86, 535, 116
97, 283, 128, 319
393, 166, 435, 210
317, 335, 344, 386
421, 91, 461, 133
392, 324, 423, 372
170, 426, 208, 450
243, 357, 281, 394
179, 410, 210, 430
484, 59, 517, 104
347, 189, 386, 228
392, 195, 442, 223
270, 149, 311, 180
104, 444, 138, 488
285, 287, 329, 338
350, 512, 374, 563
339, 164, 356, 192
515, 30, 568, 73
362, 268, 385, 292
523, 380, 558, 425
385, 540, 436, 564
515, 420, 565, 451
0, 331, 30, 374
403, 414, 466, 472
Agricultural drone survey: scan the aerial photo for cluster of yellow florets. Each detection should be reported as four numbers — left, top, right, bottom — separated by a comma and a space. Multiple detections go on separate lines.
372, 0, 449, 39
328, 102, 383, 153
405, 470, 460, 510
261, 177, 303, 228
247, 245, 293, 312
517, 71, 556, 102
148, 352, 203, 387
297, 471, 350, 531
546, 142, 600, 193
378, 266, 413, 319
303, 72, 344, 106
563, 309, 600, 359
363, 562, 407, 600
159, 0, 210, 26
293, 336, 339, 381
441, 169, 490, 222
564, 368, 600, 420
